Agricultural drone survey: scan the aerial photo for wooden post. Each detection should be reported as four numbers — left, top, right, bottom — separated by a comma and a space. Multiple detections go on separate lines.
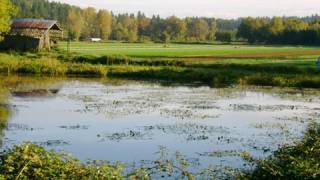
67, 36, 70, 53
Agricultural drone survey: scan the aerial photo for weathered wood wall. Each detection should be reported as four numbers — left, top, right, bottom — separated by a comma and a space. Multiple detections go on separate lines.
0, 35, 40, 51
1, 28, 62, 51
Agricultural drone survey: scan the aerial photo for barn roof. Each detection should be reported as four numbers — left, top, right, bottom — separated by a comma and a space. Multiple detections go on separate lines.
11, 18, 62, 31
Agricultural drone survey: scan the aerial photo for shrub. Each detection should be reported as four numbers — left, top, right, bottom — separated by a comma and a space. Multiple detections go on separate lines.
72, 55, 129, 65
0, 143, 124, 179
242, 123, 320, 179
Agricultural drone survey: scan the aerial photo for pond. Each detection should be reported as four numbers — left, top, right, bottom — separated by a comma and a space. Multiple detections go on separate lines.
0, 76, 319, 177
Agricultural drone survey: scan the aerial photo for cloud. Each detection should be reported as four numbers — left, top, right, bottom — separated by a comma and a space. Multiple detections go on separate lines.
50, 0, 320, 18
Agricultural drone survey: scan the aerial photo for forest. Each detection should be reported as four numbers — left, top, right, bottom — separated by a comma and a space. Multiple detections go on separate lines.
12, 0, 320, 45
237, 17, 320, 45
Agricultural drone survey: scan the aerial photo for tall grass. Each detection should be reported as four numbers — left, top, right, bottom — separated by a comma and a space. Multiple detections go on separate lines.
0, 53, 107, 77
60, 54, 186, 67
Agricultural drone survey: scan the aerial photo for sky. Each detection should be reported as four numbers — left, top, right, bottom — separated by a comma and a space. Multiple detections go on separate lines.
50, 0, 320, 19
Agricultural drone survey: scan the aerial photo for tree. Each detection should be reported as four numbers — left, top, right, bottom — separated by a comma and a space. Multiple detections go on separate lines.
282, 18, 309, 44
149, 15, 165, 42
97, 9, 112, 40
11, 0, 71, 25
67, 8, 83, 40
116, 14, 138, 42
237, 17, 268, 43
207, 19, 217, 41
215, 31, 232, 42
269, 17, 284, 35
112, 23, 127, 41
165, 16, 186, 41
126, 14, 138, 42
0, 0, 18, 39
137, 11, 151, 41
284, 18, 308, 31
82, 7, 98, 39
237, 17, 255, 43
187, 18, 209, 41
267, 17, 284, 43
111, 14, 138, 42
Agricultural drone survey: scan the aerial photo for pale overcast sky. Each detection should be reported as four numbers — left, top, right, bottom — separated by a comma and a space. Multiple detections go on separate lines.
50, 0, 320, 19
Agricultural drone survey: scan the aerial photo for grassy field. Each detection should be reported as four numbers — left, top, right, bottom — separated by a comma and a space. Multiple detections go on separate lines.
1, 42, 320, 88
58, 41, 320, 58
58, 41, 320, 71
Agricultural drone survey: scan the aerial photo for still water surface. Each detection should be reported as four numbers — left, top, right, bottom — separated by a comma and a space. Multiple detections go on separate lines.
1, 76, 319, 174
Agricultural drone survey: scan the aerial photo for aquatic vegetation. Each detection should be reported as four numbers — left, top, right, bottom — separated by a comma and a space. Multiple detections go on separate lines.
6, 123, 40, 131
99, 130, 151, 142
143, 123, 230, 142
198, 150, 243, 158
58, 125, 89, 130
37, 140, 70, 147
228, 104, 303, 111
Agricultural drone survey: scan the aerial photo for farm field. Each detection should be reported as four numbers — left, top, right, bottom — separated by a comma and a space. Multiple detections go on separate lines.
58, 41, 320, 58
57, 41, 320, 75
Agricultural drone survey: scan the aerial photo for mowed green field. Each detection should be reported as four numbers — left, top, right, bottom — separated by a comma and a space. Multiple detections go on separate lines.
59, 42, 320, 58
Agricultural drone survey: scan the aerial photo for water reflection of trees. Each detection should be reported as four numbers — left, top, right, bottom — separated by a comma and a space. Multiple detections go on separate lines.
0, 88, 9, 147
0, 75, 63, 147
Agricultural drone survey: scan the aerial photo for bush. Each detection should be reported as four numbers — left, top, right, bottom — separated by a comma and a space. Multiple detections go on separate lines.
0, 143, 124, 179
242, 123, 320, 179
72, 55, 130, 65
215, 31, 232, 42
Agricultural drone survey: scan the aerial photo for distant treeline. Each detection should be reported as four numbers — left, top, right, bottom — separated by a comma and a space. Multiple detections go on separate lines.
237, 17, 320, 45
11, 0, 320, 44
11, 0, 238, 42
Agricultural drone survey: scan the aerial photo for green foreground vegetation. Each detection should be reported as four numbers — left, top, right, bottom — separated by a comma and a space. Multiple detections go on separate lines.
242, 123, 320, 179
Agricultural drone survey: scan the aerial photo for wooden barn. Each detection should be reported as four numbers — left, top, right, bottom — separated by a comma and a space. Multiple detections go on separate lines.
0, 18, 63, 51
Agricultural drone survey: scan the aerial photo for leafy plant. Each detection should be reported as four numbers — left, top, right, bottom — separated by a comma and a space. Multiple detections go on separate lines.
241, 123, 320, 179
0, 143, 124, 179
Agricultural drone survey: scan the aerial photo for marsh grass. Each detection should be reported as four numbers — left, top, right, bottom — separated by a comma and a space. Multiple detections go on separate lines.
1, 52, 320, 88
60, 54, 186, 67
0, 53, 107, 77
